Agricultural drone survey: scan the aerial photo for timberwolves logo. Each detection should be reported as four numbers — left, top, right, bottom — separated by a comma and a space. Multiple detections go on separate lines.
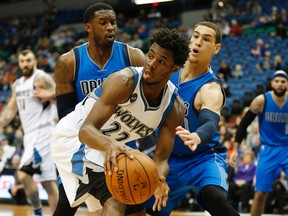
130, 93, 137, 103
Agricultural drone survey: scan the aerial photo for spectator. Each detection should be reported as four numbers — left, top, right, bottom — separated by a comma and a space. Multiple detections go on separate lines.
229, 19, 242, 36
250, 38, 267, 57
0, 136, 16, 172
228, 150, 256, 213
265, 171, 288, 214
8, 154, 28, 205
217, 60, 232, 80
256, 50, 272, 72
273, 54, 285, 71
245, 120, 260, 157
232, 64, 243, 78
128, 33, 143, 49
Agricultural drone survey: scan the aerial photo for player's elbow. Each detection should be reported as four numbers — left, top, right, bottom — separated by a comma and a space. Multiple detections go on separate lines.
78, 123, 91, 144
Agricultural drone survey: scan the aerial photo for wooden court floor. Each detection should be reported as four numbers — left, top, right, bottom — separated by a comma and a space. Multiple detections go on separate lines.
0, 204, 206, 216
0, 204, 285, 216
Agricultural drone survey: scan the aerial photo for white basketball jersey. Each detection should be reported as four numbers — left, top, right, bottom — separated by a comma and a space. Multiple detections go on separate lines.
76, 66, 178, 143
15, 69, 57, 133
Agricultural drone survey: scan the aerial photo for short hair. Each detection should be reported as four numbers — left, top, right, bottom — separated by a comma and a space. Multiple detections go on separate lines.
18, 49, 35, 58
84, 3, 114, 24
194, 21, 222, 44
149, 28, 190, 67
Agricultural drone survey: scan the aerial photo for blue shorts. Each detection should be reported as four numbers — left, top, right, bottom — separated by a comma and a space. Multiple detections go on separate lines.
143, 147, 228, 215
255, 144, 288, 192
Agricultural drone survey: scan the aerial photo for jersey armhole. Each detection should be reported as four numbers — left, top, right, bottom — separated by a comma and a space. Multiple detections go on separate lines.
73, 47, 80, 86
122, 44, 131, 66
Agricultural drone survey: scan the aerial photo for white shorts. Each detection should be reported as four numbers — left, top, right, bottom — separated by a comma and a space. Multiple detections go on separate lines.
20, 125, 57, 182
51, 111, 106, 211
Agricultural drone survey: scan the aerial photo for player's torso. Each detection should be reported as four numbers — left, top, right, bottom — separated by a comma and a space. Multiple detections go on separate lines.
170, 69, 222, 156
74, 41, 131, 101
259, 92, 288, 146
15, 70, 56, 133
80, 67, 177, 144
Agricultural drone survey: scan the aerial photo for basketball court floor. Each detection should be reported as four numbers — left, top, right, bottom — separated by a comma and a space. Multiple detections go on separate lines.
0, 204, 284, 216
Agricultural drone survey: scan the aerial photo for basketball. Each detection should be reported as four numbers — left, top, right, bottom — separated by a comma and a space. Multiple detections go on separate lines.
105, 151, 160, 205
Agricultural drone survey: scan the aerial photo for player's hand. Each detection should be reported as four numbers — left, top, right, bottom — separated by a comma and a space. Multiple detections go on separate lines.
228, 147, 239, 168
104, 143, 134, 176
33, 88, 52, 103
176, 126, 201, 151
152, 176, 169, 212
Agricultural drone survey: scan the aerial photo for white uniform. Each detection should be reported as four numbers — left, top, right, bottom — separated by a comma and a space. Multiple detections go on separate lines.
51, 67, 178, 210
15, 69, 57, 182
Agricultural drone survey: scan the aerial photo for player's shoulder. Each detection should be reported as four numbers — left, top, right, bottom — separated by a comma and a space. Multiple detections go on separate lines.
106, 67, 138, 86
58, 49, 75, 64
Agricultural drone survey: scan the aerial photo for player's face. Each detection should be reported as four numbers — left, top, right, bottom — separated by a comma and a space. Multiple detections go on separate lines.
86, 10, 117, 47
142, 42, 179, 85
18, 53, 36, 78
271, 77, 288, 97
188, 25, 221, 64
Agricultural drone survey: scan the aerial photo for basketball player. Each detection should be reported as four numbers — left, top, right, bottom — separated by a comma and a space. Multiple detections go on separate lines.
144, 21, 240, 216
0, 50, 58, 216
53, 3, 145, 215
51, 27, 190, 216
229, 70, 288, 216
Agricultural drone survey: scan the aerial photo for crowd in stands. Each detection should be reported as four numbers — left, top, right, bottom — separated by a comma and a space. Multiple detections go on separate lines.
0, 0, 288, 213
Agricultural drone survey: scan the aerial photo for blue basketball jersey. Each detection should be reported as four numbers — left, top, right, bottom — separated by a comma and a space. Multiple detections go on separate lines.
73, 41, 131, 102
170, 69, 224, 156
258, 92, 288, 146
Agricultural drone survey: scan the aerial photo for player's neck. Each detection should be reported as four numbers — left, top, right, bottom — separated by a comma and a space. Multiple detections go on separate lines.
87, 43, 113, 68
272, 91, 287, 103
180, 61, 209, 82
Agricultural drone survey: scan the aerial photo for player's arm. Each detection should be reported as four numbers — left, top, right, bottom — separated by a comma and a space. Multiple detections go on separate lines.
229, 94, 264, 167
127, 45, 145, 66
0, 82, 18, 127
54, 51, 77, 119
152, 96, 185, 211
176, 82, 223, 151
33, 72, 56, 103
79, 68, 135, 175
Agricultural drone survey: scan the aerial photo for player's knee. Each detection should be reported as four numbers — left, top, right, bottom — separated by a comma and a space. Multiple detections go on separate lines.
104, 197, 126, 212
199, 185, 228, 205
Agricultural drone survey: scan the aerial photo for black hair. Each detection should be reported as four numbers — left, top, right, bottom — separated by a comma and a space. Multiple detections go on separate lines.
84, 3, 114, 24
194, 21, 222, 44
18, 49, 36, 60
149, 28, 190, 67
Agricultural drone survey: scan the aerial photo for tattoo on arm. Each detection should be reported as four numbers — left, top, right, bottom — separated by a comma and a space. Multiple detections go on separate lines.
55, 60, 74, 95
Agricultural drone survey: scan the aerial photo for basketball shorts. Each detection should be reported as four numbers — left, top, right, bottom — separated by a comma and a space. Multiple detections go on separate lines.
144, 149, 228, 215
255, 144, 288, 192
20, 125, 57, 182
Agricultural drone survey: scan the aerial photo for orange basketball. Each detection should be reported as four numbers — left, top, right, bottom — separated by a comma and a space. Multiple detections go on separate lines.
105, 151, 160, 205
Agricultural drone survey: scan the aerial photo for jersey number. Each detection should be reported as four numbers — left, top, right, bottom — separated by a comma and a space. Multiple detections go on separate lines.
102, 122, 130, 142
18, 99, 26, 111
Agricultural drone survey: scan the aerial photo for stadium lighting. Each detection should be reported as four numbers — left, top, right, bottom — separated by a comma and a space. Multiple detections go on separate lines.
133, 0, 174, 5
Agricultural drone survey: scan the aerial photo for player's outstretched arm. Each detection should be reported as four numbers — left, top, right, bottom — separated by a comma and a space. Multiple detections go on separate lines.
177, 82, 223, 152
152, 96, 185, 211
229, 94, 264, 167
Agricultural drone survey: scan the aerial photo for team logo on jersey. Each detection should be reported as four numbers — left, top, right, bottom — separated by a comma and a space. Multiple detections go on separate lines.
130, 93, 137, 103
